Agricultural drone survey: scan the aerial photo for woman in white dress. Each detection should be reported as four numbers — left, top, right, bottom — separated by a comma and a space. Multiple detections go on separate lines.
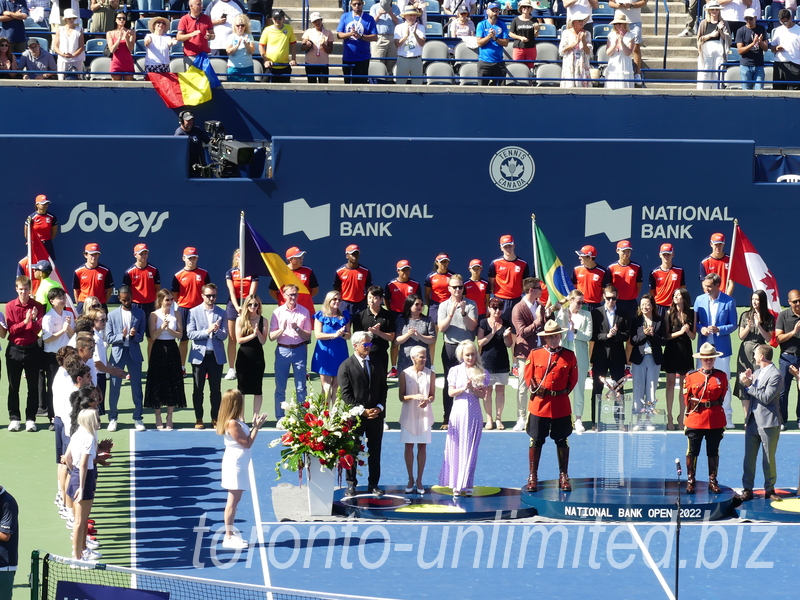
53, 8, 85, 80
558, 11, 592, 87
216, 389, 267, 549
555, 289, 593, 433
696, 0, 730, 89
605, 10, 635, 88
398, 346, 435, 494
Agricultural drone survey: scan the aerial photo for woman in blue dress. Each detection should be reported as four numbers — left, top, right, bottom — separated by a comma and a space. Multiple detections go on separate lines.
312, 291, 351, 403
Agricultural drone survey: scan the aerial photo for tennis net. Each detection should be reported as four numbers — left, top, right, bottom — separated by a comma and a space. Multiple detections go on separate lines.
35, 551, 396, 600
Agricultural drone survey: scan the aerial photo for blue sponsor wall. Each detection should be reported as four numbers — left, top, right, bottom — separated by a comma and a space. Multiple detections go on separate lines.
3, 86, 799, 306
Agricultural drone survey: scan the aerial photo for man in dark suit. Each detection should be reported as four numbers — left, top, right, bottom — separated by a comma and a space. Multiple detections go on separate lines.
590, 285, 630, 426
106, 286, 145, 432
738, 344, 782, 501
338, 331, 388, 497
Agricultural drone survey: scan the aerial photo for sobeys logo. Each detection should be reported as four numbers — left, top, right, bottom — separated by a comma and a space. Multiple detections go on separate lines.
61, 202, 170, 237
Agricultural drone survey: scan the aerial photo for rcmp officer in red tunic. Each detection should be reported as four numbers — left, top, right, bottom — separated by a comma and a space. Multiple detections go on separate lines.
523, 320, 579, 492
684, 342, 728, 494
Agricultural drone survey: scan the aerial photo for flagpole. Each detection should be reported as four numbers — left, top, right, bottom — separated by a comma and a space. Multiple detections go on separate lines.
26, 218, 32, 281
531, 213, 539, 280
728, 218, 738, 292
239, 212, 246, 304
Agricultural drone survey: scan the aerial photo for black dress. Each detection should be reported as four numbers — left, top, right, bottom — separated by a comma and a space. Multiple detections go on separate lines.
144, 311, 186, 409
662, 308, 695, 375
235, 316, 265, 395
478, 318, 513, 374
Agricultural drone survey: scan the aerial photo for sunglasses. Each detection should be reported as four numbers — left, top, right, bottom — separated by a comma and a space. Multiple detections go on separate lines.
605, 296, 618, 301
361, 342, 373, 347
247, 303, 258, 308
203, 294, 217, 298
450, 285, 464, 290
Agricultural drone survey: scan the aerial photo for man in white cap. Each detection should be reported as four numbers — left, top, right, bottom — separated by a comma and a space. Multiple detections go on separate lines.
301, 12, 335, 83
735, 7, 768, 90
523, 320, 578, 492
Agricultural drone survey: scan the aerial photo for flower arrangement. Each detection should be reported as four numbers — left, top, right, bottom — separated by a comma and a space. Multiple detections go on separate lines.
270, 387, 367, 483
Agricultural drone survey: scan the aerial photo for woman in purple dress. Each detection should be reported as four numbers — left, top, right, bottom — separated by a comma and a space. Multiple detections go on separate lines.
439, 340, 489, 496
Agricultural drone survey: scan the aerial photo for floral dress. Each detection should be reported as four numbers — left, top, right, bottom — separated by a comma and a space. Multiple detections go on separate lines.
559, 27, 592, 88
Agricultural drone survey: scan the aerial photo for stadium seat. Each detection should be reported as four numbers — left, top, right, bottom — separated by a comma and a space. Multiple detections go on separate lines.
503, 44, 513, 60
425, 0, 441, 11
169, 18, 180, 33
24, 17, 48, 32
593, 2, 614, 17
425, 61, 454, 84
170, 41, 184, 56
134, 56, 146, 80
209, 56, 228, 81
134, 39, 146, 56
426, 21, 444, 36
535, 42, 558, 63
505, 61, 531, 84
90, 56, 112, 80
368, 60, 389, 79
596, 44, 608, 63
252, 58, 264, 82
29, 36, 48, 52
422, 39, 449, 63
764, 4, 771, 20
534, 62, 561, 86
85, 38, 107, 55
169, 56, 189, 73
135, 18, 150, 31
764, 65, 774, 89
537, 23, 557, 38
764, 49, 775, 63
724, 65, 741, 89
250, 18, 262, 35
593, 24, 612, 41
726, 47, 740, 63
458, 61, 478, 84
454, 41, 478, 67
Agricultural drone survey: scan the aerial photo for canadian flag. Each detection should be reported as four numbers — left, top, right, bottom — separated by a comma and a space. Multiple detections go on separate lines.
729, 224, 780, 322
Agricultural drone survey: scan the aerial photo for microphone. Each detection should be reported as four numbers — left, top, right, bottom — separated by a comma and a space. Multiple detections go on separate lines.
675, 458, 682, 476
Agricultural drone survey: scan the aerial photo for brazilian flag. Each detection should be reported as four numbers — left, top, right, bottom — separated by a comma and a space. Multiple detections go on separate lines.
534, 223, 574, 306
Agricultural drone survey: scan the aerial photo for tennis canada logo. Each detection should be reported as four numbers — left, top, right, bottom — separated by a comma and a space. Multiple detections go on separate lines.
489, 146, 535, 192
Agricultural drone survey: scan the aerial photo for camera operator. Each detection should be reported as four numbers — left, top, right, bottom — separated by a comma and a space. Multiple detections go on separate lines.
174, 111, 211, 178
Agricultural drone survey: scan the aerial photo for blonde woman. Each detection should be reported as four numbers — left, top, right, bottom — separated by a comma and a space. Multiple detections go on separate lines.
398, 346, 435, 494
225, 249, 258, 379
312, 291, 351, 402
217, 389, 267, 549
439, 340, 488, 496
226, 14, 255, 82
558, 11, 592, 87
555, 289, 592, 432
53, 9, 85, 80
66, 403, 100, 561
696, 0, 730, 89
605, 10, 635, 88
235, 294, 267, 420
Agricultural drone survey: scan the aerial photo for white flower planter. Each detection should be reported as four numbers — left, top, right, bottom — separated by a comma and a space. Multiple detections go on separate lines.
307, 466, 336, 516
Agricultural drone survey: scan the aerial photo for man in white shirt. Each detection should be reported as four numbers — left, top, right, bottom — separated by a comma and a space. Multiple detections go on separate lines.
40, 287, 73, 427
771, 8, 800, 89
394, 5, 425, 84
206, 0, 243, 54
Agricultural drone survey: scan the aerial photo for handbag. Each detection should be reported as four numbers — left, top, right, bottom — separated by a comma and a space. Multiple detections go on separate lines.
103, 44, 112, 57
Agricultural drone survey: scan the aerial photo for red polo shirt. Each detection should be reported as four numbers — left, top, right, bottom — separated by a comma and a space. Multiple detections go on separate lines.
178, 13, 213, 56
172, 267, 211, 309
123, 263, 161, 305
488, 256, 529, 299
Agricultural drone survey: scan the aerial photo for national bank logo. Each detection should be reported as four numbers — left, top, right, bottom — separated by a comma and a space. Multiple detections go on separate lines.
283, 198, 331, 240
585, 201, 632, 242
62, 202, 170, 237
489, 146, 535, 192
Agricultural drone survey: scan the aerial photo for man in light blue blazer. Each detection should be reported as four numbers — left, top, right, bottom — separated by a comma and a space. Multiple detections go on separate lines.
106, 286, 145, 432
737, 344, 782, 501
187, 283, 228, 429
695, 272, 737, 428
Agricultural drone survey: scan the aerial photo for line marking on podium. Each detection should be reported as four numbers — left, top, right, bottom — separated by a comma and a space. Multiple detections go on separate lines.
627, 523, 675, 600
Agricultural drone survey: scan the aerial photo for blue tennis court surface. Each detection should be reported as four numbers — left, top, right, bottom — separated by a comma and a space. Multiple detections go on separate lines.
131, 430, 800, 599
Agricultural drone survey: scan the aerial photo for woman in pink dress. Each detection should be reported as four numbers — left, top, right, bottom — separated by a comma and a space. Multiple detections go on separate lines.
107, 11, 135, 81
439, 340, 489, 496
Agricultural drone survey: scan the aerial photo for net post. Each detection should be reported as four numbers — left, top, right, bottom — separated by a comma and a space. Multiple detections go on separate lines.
29, 550, 39, 600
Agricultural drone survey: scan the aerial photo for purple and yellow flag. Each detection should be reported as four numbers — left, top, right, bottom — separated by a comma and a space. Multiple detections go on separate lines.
242, 219, 310, 295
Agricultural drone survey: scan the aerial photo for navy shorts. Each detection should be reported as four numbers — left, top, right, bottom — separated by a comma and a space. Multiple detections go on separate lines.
54, 417, 70, 464
177, 306, 192, 341
225, 300, 241, 322
67, 466, 98, 501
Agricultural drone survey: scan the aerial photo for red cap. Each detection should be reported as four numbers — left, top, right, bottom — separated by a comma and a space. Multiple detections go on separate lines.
436, 253, 450, 262
710, 233, 725, 243
500, 234, 514, 246
183, 246, 199, 258
84, 243, 101, 254
396, 260, 411, 270
469, 259, 483, 268
576, 245, 597, 258
134, 243, 148, 254
345, 244, 360, 254
616, 240, 632, 251
285, 246, 305, 260
35, 194, 50, 204
659, 243, 674, 254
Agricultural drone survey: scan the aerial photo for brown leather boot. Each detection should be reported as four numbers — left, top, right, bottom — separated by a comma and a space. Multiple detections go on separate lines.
526, 446, 542, 492
685, 455, 697, 495
708, 455, 721, 493
557, 446, 572, 492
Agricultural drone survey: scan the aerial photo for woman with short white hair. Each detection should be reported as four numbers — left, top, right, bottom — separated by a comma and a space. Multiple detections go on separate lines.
398, 345, 435, 493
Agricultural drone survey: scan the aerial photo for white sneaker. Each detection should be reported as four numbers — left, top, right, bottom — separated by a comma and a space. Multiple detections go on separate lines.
574, 418, 586, 434
107, 419, 118, 432
7, 420, 20, 432
221, 536, 248, 550
512, 417, 526, 432
224, 367, 237, 380
85, 538, 100, 550
677, 27, 692, 37
60, 507, 73, 520
134, 420, 146, 432
66, 517, 74, 530
26, 420, 37, 432
82, 549, 102, 561
383, 422, 390, 431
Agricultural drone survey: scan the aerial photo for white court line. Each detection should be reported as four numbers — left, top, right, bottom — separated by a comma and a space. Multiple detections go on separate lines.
248, 460, 271, 587
130, 430, 138, 589
627, 523, 675, 600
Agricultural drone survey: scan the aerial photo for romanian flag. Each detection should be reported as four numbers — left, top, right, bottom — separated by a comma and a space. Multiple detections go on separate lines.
241, 218, 310, 296
27, 232, 77, 315
533, 220, 574, 306
148, 53, 221, 109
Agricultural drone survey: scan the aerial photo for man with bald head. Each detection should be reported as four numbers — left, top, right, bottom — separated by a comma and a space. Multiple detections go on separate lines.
775, 289, 800, 428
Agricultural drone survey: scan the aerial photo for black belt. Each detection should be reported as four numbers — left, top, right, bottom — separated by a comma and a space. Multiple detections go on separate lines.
688, 398, 724, 409
278, 343, 304, 349
532, 387, 570, 398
